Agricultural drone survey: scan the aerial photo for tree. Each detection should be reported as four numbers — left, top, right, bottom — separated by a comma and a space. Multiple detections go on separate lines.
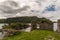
31, 20, 37, 30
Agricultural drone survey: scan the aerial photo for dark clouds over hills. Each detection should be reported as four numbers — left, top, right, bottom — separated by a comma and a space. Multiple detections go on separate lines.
0, 0, 30, 17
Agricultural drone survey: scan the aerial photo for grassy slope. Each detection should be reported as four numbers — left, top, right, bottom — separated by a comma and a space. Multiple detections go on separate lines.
3, 30, 60, 40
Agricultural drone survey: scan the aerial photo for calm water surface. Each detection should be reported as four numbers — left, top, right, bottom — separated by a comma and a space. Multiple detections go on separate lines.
0, 24, 6, 39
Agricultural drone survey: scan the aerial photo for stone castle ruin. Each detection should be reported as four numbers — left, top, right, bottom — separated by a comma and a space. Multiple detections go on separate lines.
27, 21, 58, 32
57, 20, 60, 33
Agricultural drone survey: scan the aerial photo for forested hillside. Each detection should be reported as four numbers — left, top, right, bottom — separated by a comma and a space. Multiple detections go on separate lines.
0, 16, 52, 24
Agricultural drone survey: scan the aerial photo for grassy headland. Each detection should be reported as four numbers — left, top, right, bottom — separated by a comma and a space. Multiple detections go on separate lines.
3, 30, 60, 40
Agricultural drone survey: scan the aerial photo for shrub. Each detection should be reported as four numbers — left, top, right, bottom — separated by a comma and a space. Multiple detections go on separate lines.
2, 23, 29, 30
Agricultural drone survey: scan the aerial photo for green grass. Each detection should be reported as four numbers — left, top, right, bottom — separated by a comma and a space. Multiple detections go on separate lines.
3, 30, 60, 40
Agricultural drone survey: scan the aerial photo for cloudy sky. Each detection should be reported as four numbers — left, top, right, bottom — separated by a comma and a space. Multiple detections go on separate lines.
0, 0, 60, 22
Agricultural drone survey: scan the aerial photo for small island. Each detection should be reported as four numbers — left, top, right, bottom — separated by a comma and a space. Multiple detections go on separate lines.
0, 16, 60, 40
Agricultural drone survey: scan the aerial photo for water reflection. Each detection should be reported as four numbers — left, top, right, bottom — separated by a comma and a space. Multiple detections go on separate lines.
0, 23, 6, 39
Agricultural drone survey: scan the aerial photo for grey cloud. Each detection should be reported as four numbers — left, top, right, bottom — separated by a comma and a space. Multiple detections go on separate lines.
0, 5, 30, 13
0, 0, 30, 18
0, 1, 30, 14
15, 6, 30, 12
0, 5, 13, 13
7, 1, 19, 7
2, 0, 19, 8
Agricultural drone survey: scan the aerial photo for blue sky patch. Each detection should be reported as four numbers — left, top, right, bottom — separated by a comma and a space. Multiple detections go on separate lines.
42, 5, 56, 13
46, 5, 55, 11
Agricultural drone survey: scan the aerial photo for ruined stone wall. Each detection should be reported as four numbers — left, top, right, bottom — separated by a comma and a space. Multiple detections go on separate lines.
39, 22, 53, 30
30, 22, 53, 31
57, 20, 60, 32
